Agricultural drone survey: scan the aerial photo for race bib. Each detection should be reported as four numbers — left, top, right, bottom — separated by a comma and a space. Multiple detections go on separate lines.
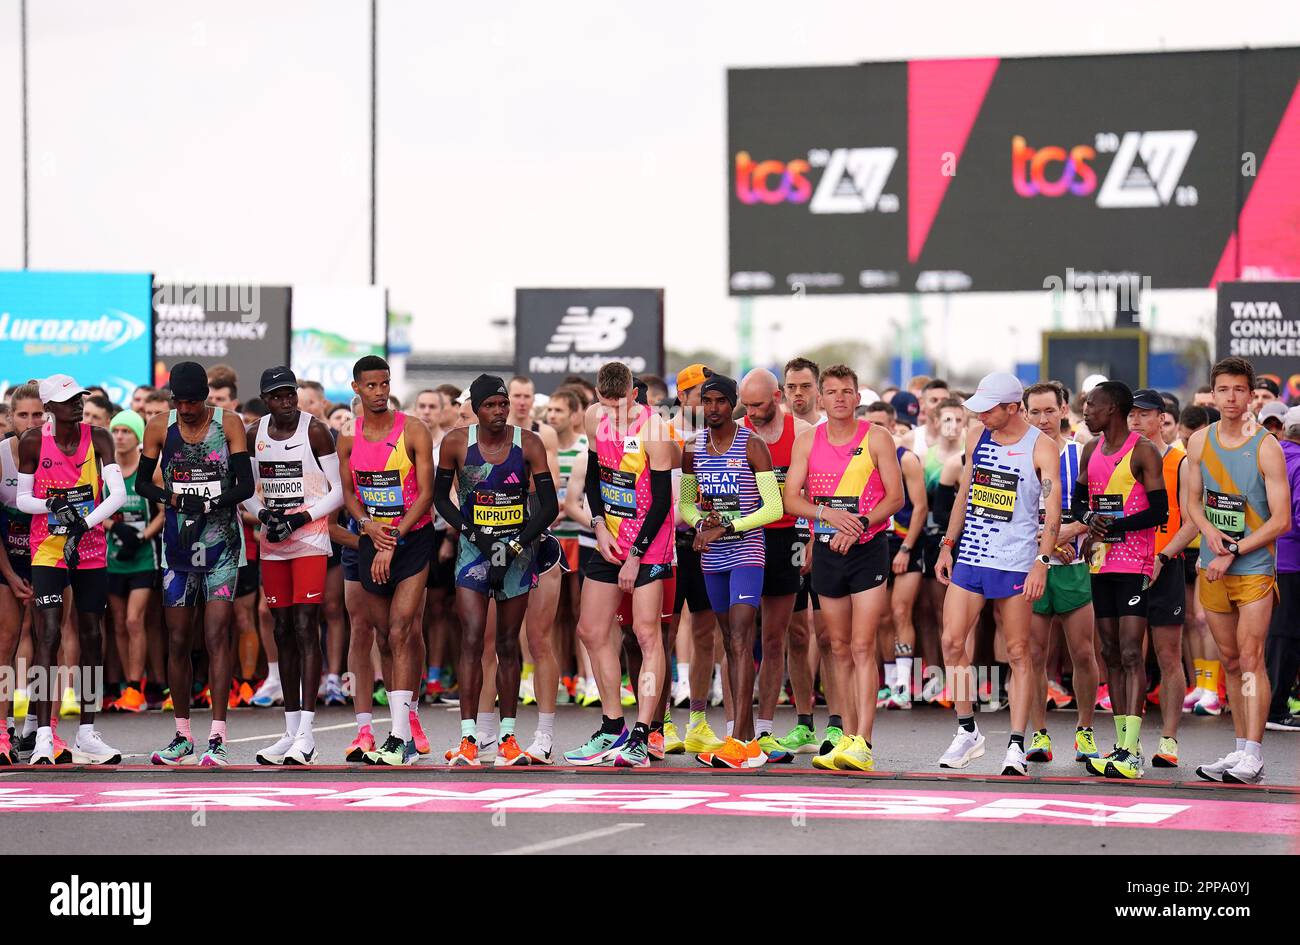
1204, 490, 1246, 540
599, 467, 637, 519
471, 486, 525, 534
171, 462, 224, 500
1091, 493, 1125, 543
5, 516, 29, 556
355, 469, 404, 520
700, 492, 742, 542
773, 465, 789, 491
813, 495, 860, 541
46, 484, 95, 534
970, 467, 1017, 523
259, 460, 306, 512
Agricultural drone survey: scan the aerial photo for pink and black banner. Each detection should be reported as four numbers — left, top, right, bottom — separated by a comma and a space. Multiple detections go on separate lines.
728, 47, 1300, 295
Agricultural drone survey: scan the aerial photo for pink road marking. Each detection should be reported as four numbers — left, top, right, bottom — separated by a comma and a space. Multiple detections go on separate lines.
0, 782, 1294, 834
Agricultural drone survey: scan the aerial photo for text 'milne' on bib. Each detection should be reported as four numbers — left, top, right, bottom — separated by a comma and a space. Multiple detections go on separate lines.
1204, 490, 1246, 540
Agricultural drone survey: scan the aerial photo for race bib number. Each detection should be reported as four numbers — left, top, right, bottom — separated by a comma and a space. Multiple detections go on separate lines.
46, 484, 95, 534
171, 462, 224, 500
1091, 493, 1125, 543
970, 467, 1017, 523
471, 487, 525, 534
599, 467, 637, 519
5, 516, 29, 556
259, 460, 306, 512
355, 469, 404, 520
813, 495, 860, 541
773, 465, 789, 491
700, 492, 742, 542
1204, 490, 1246, 540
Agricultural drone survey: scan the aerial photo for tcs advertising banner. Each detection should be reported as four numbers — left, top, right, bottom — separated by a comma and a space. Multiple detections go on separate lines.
153, 284, 291, 395
0, 271, 153, 404
290, 285, 387, 404
729, 47, 1300, 295
1217, 281, 1300, 404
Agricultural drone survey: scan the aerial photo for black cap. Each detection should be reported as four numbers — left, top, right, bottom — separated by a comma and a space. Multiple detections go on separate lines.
700, 373, 738, 406
469, 373, 508, 412
1131, 388, 1164, 411
260, 365, 297, 395
1254, 377, 1281, 397
168, 361, 209, 402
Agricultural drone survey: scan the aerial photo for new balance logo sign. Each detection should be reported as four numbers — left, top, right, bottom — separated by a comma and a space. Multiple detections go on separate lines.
546, 307, 633, 353
1095, 131, 1197, 209
50, 874, 152, 925
809, 147, 899, 214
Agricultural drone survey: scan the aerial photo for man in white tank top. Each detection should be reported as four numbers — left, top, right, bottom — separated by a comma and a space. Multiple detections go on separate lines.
243, 367, 344, 766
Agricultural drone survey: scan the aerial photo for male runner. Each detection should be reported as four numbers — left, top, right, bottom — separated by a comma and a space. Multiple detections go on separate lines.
434, 374, 557, 766
247, 367, 344, 766
0, 384, 40, 761
904, 379, 951, 454
741, 369, 813, 753
1073, 382, 1168, 780
782, 366, 904, 772
565, 362, 676, 767
681, 374, 783, 767
1021, 382, 1099, 764
337, 356, 436, 766
137, 362, 254, 765
918, 397, 966, 696
782, 357, 824, 427
1185, 358, 1291, 783
1265, 405, 1300, 731
414, 389, 443, 433
934, 372, 1060, 775
548, 387, 593, 703
15, 375, 128, 764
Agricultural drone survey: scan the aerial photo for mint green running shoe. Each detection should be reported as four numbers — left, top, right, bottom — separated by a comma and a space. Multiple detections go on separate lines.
818, 725, 844, 756
151, 733, 195, 766
365, 734, 417, 766
373, 684, 389, 707
199, 736, 228, 767
564, 728, 628, 766
777, 723, 819, 755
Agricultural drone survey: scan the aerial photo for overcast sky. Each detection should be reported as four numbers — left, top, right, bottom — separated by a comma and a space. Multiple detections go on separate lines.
1, 0, 1297, 383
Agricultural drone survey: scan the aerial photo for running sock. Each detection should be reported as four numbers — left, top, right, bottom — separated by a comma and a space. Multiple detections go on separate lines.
1009, 731, 1025, 749
427, 666, 441, 685
535, 712, 555, 745
1203, 660, 1222, 693
957, 715, 976, 733
1123, 716, 1142, 752
756, 718, 773, 738
356, 711, 373, 731
689, 698, 706, 714
678, 661, 689, 684
896, 657, 913, 693
883, 662, 896, 690
77, 723, 92, 741
476, 710, 499, 745
650, 719, 664, 734
600, 714, 624, 735
726, 720, 734, 738
21, 716, 36, 737
297, 711, 315, 752
36, 725, 51, 742
1235, 737, 1247, 752
389, 692, 412, 740
689, 709, 706, 728
1114, 715, 1127, 747
266, 661, 281, 686
210, 720, 227, 742
500, 717, 516, 739
1244, 740, 1262, 760
460, 718, 475, 740
798, 713, 814, 730
828, 714, 844, 731
176, 716, 192, 740
1191, 659, 1205, 691
630, 721, 650, 744
285, 710, 302, 738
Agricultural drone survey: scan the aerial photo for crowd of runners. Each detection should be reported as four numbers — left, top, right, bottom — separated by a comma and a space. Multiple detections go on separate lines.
1, 352, 1297, 783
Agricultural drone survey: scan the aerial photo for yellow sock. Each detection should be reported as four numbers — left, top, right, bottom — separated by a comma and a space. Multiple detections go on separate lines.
522, 662, 535, 680
1124, 715, 1143, 752
1113, 714, 1126, 747
1203, 660, 1221, 693
1192, 659, 1205, 690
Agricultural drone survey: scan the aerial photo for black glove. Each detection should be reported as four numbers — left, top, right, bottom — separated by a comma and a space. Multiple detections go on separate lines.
464, 527, 499, 561
63, 531, 81, 569
111, 523, 143, 560
177, 513, 206, 562
175, 492, 208, 516
46, 495, 84, 530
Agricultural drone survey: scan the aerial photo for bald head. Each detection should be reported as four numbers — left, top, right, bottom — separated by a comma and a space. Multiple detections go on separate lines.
740, 368, 782, 428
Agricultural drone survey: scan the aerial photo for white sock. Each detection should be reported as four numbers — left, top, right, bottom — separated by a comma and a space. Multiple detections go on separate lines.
883, 662, 896, 689
356, 711, 373, 731
22, 716, 37, 737
1235, 737, 1247, 753
266, 661, 281, 686
285, 710, 301, 738
78, 723, 93, 740
756, 718, 773, 738
390, 691, 412, 740
477, 710, 499, 744
896, 657, 914, 693
535, 712, 555, 747
326, 673, 339, 686
677, 662, 689, 684
297, 711, 316, 750
726, 719, 734, 738
36, 725, 51, 742
1244, 740, 1262, 760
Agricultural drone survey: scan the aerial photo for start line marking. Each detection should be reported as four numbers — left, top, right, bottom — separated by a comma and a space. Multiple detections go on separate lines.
0, 781, 1294, 835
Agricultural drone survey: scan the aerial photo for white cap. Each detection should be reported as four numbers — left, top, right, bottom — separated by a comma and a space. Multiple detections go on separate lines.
39, 374, 89, 404
859, 387, 879, 404
1081, 373, 1108, 394
1259, 401, 1288, 423
963, 372, 1025, 413
1283, 406, 1300, 429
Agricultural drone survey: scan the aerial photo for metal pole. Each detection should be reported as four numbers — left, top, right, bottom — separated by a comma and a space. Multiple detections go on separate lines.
369, 0, 377, 286
21, 0, 30, 269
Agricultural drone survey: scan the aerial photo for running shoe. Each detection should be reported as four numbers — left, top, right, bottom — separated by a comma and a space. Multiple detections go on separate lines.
345, 728, 375, 762
13, 688, 28, 720
1001, 742, 1028, 776
648, 730, 665, 760
284, 733, 317, 766
440, 685, 460, 707
424, 677, 444, 703
1046, 679, 1073, 711
199, 736, 228, 767
778, 684, 791, 706
445, 736, 481, 767
366, 734, 417, 766
1152, 736, 1179, 767
835, 735, 874, 771
1289, 695, 1300, 716
777, 723, 819, 754
29, 732, 58, 766
494, 735, 528, 767
938, 728, 985, 769
372, 684, 389, 707
1182, 686, 1205, 713
524, 738, 554, 765
818, 725, 845, 757
757, 734, 794, 763
671, 678, 690, 708
663, 721, 685, 754
317, 675, 330, 704
1074, 727, 1100, 761
1222, 754, 1264, 784
811, 734, 851, 770
227, 681, 242, 710
114, 685, 146, 713
17, 730, 35, 754
1095, 683, 1111, 713
59, 687, 80, 719
519, 674, 536, 707
1193, 690, 1223, 716
699, 737, 767, 769
1195, 750, 1243, 782
161, 692, 174, 712
684, 720, 725, 754
620, 676, 636, 707
151, 733, 194, 766
577, 679, 601, 708
192, 686, 212, 709
1103, 748, 1144, 780
0, 731, 14, 766
51, 728, 71, 764
876, 686, 891, 710
614, 737, 651, 768
887, 687, 912, 710
555, 681, 572, 706
409, 710, 430, 755
1025, 731, 1053, 763
323, 676, 346, 706
72, 729, 121, 765
1146, 684, 1162, 706
1265, 715, 1300, 732
708, 669, 723, 707
563, 728, 628, 766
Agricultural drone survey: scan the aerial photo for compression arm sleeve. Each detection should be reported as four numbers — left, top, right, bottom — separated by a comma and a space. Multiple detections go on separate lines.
678, 473, 703, 528
210, 452, 254, 508
584, 450, 607, 524
1071, 479, 1091, 524
433, 466, 469, 534
308, 452, 344, 521
1106, 489, 1169, 533
630, 468, 671, 555
82, 464, 127, 529
730, 470, 783, 533
15, 473, 46, 516
134, 452, 170, 505
517, 473, 558, 546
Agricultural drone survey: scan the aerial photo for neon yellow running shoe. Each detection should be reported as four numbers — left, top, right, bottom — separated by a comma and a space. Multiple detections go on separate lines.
663, 721, 685, 754
757, 734, 795, 763
684, 720, 725, 754
812, 734, 852, 770
834, 735, 874, 771
1074, 727, 1099, 761
1103, 748, 1144, 780
1025, 731, 1053, 763
59, 687, 80, 719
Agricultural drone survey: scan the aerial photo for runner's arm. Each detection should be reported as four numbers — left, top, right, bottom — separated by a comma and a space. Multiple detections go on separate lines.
517, 431, 558, 546
627, 433, 673, 555
901, 451, 927, 549
13, 430, 47, 514
940, 438, 977, 546
1233, 433, 1292, 554
678, 444, 702, 529
563, 451, 593, 529
305, 419, 343, 522
1104, 441, 1167, 532
394, 417, 434, 538
584, 449, 607, 524
1160, 456, 1200, 558
775, 429, 819, 522
864, 425, 904, 531
726, 434, 780, 533
208, 412, 253, 509
1033, 430, 1061, 555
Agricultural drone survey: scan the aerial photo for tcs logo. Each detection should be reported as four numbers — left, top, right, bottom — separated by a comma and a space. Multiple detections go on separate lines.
1011, 136, 1097, 197
734, 151, 811, 205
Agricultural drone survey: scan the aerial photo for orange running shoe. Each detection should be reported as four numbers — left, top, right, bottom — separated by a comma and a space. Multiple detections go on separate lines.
409, 710, 430, 755
345, 727, 375, 762
239, 682, 255, 707
51, 731, 71, 765
227, 682, 242, 710
0, 730, 15, 765
648, 730, 666, 760
698, 736, 767, 769
494, 735, 528, 767
193, 686, 212, 709
115, 686, 146, 713
446, 736, 480, 767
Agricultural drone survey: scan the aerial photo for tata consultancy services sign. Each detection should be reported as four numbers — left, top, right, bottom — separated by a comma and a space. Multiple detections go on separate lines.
515, 288, 664, 394
0, 271, 153, 405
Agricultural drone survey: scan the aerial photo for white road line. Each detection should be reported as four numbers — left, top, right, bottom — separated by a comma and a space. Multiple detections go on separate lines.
494, 822, 644, 855
111, 717, 394, 758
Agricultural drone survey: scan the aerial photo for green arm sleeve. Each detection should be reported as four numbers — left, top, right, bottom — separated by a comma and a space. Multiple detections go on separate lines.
679, 473, 702, 528
731, 470, 783, 533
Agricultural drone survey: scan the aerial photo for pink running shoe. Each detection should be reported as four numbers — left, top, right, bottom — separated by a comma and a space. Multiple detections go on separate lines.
409, 710, 431, 755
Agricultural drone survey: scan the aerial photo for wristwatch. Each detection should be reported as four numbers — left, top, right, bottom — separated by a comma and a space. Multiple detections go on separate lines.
1036, 554, 1051, 566
1226, 541, 1240, 556
900, 543, 913, 554
1156, 552, 1171, 565
940, 536, 956, 550
506, 538, 525, 557
722, 520, 736, 536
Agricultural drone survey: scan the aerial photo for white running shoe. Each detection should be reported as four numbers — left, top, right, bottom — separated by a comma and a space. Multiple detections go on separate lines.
709, 669, 724, 707
672, 679, 691, 708
1182, 687, 1205, 712
523, 737, 554, 765
1001, 742, 1027, 776
71, 729, 121, 765
250, 678, 283, 708
29, 732, 57, 766
1222, 754, 1264, 784
519, 674, 536, 705
939, 727, 986, 769
1193, 690, 1223, 716
1195, 750, 1243, 782
255, 732, 296, 766
284, 732, 317, 766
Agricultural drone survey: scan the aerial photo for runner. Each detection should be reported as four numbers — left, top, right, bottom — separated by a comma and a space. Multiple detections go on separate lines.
741, 369, 814, 755
1074, 381, 1168, 780
434, 374, 557, 767
904, 379, 951, 454
15, 374, 128, 765
136, 362, 254, 766
1185, 358, 1292, 784
564, 362, 676, 767
338, 356, 436, 765
681, 373, 783, 767
1021, 382, 1099, 764
782, 357, 824, 427
918, 397, 966, 699
782, 365, 905, 772
548, 387, 593, 707
1265, 405, 1300, 732
246, 367, 344, 766
1, 382, 41, 760
934, 372, 1060, 776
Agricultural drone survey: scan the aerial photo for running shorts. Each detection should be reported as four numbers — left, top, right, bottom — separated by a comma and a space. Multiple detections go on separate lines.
1091, 572, 1150, 620
359, 526, 434, 597
32, 565, 107, 613
811, 532, 889, 599
262, 555, 329, 609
